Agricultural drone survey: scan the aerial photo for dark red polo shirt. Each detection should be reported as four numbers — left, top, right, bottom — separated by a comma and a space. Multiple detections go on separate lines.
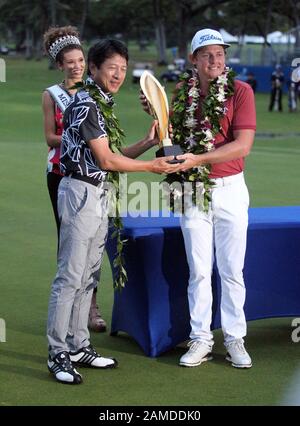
208, 79, 256, 178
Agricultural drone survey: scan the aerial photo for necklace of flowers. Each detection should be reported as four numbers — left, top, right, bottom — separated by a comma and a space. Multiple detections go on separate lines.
74, 79, 127, 290
167, 67, 235, 212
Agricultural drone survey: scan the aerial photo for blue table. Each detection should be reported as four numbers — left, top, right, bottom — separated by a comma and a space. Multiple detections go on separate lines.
107, 206, 300, 357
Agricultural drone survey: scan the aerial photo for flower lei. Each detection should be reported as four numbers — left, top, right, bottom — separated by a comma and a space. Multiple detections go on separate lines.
74, 80, 127, 290
166, 67, 235, 212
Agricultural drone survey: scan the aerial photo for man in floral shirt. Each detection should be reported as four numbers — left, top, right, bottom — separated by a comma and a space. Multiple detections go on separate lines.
47, 39, 177, 385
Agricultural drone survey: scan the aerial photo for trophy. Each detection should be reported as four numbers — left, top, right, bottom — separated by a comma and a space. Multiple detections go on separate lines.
140, 70, 184, 164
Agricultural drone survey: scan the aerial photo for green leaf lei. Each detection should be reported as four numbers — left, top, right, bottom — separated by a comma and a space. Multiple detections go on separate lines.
74, 80, 127, 290
166, 68, 235, 212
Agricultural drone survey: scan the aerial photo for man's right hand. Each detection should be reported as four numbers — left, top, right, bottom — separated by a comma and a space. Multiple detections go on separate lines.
150, 157, 179, 174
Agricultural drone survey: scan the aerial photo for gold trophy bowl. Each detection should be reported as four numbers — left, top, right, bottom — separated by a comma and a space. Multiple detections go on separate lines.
140, 70, 184, 164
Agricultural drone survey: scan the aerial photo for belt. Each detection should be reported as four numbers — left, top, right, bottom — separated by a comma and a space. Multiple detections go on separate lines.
68, 173, 101, 187
210, 172, 244, 188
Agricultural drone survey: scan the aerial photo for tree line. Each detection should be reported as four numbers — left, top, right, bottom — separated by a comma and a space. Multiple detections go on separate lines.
0, 0, 299, 63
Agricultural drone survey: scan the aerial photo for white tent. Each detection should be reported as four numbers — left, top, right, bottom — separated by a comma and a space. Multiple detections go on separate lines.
267, 31, 295, 44
220, 29, 263, 44
219, 29, 238, 43
243, 35, 264, 44
220, 28, 295, 45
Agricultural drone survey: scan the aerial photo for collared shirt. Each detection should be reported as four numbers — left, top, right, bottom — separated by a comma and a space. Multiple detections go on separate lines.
60, 80, 113, 181
196, 79, 256, 178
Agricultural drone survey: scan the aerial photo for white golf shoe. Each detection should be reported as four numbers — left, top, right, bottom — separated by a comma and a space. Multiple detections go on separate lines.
179, 340, 213, 367
225, 339, 252, 368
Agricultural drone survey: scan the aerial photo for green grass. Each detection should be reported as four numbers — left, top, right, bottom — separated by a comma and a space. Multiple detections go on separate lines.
0, 57, 300, 406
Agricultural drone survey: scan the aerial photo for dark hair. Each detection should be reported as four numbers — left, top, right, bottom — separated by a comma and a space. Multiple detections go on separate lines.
43, 25, 83, 65
87, 39, 128, 75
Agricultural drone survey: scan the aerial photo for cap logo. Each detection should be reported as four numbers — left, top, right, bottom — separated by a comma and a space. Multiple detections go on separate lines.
198, 34, 223, 45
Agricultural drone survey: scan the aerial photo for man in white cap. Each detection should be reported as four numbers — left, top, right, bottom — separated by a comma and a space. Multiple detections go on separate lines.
172, 28, 256, 368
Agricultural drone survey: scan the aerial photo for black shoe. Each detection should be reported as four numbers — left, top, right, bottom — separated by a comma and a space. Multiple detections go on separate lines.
70, 344, 118, 369
47, 351, 82, 384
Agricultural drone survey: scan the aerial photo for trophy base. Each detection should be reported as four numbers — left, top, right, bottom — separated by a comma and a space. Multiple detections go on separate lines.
156, 145, 185, 164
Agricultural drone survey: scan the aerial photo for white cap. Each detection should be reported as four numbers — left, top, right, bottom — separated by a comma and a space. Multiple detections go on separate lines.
191, 29, 230, 54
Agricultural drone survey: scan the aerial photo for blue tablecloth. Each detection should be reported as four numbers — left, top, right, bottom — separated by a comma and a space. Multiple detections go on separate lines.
107, 206, 300, 357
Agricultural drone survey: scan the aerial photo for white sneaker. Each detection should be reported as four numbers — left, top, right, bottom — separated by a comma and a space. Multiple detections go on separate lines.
179, 341, 213, 367
70, 345, 118, 369
225, 339, 252, 368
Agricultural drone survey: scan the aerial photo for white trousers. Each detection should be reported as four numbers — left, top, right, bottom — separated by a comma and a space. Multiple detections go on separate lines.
180, 172, 249, 347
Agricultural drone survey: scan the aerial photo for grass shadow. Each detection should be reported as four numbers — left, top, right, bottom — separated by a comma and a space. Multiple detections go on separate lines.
0, 348, 45, 364
0, 362, 49, 383
91, 330, 147, 358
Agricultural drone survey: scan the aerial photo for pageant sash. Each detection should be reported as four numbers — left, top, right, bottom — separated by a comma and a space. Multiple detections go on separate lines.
46, 84, 71, 113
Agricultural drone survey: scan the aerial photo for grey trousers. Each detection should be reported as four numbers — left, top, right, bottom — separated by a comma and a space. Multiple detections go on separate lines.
47, 176, 109, 357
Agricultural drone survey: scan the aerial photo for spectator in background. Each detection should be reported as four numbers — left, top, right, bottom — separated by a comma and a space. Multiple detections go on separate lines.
171, 46, 178, 60
269, 64, 284, 112
246, 72, 257, 93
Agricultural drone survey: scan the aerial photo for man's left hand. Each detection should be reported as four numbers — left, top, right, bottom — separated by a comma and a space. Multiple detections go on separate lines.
146, 121, 174, 148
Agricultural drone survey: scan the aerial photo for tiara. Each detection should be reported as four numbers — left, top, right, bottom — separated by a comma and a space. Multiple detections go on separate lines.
48, 35, 81, 60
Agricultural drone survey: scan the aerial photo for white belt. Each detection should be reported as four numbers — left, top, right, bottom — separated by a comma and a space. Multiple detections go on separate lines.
210, 172, 244, 188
